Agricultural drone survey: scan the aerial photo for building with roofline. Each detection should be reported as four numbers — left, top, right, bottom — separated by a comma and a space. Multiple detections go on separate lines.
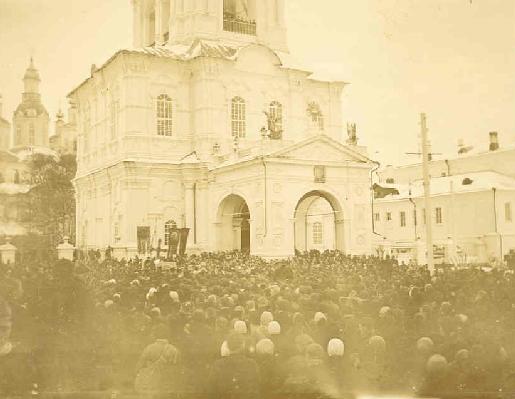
373, 132, 515, 265
68, 0, 375, 258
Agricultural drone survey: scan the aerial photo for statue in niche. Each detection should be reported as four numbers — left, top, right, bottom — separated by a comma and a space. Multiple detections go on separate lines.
263, 110, 282, 140
224, 0, 250, 20
347, 123, 358, 145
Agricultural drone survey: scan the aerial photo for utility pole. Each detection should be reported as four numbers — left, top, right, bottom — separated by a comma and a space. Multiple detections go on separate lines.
421, 113, 435, 275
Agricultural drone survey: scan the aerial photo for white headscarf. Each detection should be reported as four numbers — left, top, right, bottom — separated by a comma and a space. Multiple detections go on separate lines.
327, 338, 345, 357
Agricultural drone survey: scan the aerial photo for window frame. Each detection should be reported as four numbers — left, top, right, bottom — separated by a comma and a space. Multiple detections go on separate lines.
400, 211, 406, 227
231, 96, 246, 138
157, 94, 173, 137
312, 221, 323, 245
435, 207, 443, 224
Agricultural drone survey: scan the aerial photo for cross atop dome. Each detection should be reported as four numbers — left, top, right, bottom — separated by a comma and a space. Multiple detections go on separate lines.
131, 0, 288, 52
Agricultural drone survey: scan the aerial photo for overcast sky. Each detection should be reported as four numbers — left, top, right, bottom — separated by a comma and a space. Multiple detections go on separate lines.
0, 0, 513, 165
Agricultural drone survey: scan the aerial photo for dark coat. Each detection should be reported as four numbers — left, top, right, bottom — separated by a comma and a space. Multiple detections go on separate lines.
209, 354, 261, 399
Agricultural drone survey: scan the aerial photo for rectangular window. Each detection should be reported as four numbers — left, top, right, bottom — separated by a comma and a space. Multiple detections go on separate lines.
436, 207, 443, 224
157, 95, 173, 136
374, 213, 380, 222
506, 202, 512, 222
400, 211, 406, 227
313, 222, 323, 245
413, 209, 417, 226
386, 212, 392, 221
231, 97, 246, 138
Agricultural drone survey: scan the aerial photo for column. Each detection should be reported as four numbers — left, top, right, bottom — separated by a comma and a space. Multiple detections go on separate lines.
155, 0, 163, 44
184, 182, 195, 247
132, 0, 143, 47
196, 182, 209, 249
277, 0, 285, 27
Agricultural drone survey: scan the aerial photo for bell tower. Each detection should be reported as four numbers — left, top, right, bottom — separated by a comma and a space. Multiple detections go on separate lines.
132, 0, 288, 52
12, 58, 49, 150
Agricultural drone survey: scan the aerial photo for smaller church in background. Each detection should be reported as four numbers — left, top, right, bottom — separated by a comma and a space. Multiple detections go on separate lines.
0, 59, 77, 238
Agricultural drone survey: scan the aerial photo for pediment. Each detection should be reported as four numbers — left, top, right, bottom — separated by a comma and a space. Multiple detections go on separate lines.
271, 135, 370, 164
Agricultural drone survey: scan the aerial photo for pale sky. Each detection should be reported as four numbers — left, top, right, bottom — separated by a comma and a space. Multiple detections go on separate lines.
0, 0, 513, 165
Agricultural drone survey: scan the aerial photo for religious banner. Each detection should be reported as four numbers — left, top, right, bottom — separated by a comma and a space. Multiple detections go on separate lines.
167, 228, 180, 259
137, 226, 150, 254
178, 228, 190, 256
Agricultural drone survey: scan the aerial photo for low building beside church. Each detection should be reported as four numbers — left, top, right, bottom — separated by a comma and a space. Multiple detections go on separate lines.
69, 0, 375, 258
374, 133, 515, 265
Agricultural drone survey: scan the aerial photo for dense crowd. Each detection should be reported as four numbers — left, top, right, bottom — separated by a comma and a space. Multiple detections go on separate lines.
1, 250, 515, 398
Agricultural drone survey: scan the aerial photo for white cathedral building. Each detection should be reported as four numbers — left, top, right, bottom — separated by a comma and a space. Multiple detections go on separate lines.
69, 0, 375, 258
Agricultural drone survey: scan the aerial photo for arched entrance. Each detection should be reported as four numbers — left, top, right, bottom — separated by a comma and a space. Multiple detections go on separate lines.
294, 190, 345, 253
216, 194, 251, 252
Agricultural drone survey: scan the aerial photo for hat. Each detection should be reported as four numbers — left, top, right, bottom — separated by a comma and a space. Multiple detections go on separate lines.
226, 333, 246, 354
295, 333, 314, 353
169, 291, 179, 302
306, 343, 325, 360
268, 321, 281, 335
327, 338, 345, 357
234, 320, 248, 334
379, 306, 391, 317
104, 300, 114, 308
417, 337, 434, 354
369, 335, 386, 352
426, 354, 448, 374
314, 312, 327, 323
256, 338, 274, 356
260, 311, 274, 326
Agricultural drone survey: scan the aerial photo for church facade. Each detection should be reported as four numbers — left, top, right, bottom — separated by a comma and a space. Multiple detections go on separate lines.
69, 0, 375, 258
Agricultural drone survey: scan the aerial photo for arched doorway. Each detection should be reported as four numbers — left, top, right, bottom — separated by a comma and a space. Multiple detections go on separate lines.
217, 194, 251, 252
294, 190, 344, 253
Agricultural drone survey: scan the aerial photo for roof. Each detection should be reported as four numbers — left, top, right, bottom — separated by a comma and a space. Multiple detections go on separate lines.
10, 145, 58, 161
14, 100, 49, 116
376, 171, 515, 201
211, 134, 372, 171
68, 40, 347, 97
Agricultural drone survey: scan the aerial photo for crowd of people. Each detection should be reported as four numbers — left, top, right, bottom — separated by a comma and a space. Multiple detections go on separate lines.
1, 250, 515, 398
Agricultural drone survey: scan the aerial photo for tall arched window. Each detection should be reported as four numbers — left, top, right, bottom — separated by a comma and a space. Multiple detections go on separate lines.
307, 102, 324, 131
157, 94, 173, 136
313, 222, 323, 245
28, 123, 35, 145
269, 101, 283, 139
231, 96, 246, 138
164, 219, 177, 245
